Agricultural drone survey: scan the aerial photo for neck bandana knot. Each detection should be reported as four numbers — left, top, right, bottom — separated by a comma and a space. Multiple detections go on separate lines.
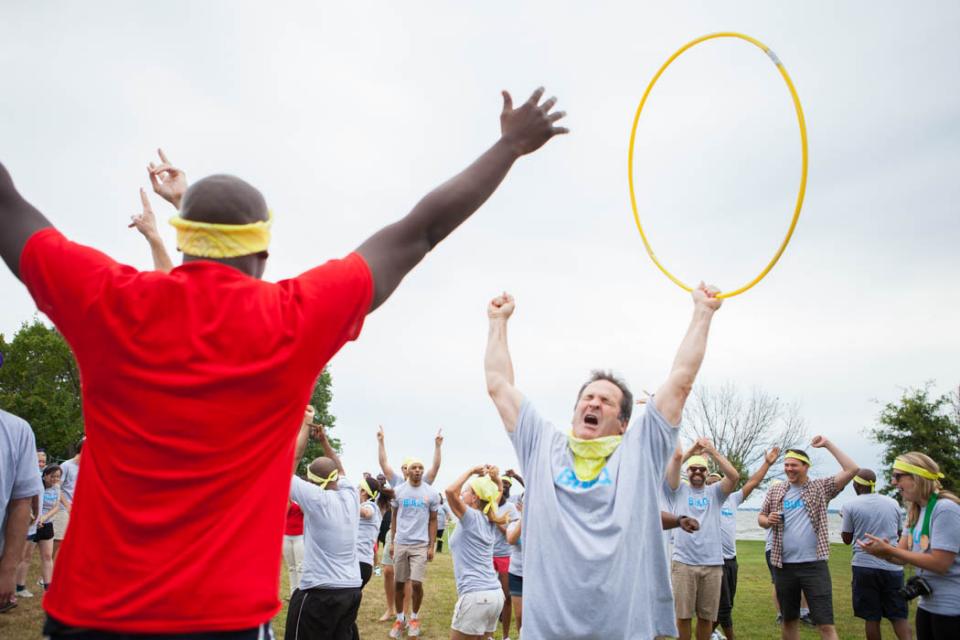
170, 210, 273, 258
853, 476, 876, 491
307, 468, 339, 489
567, 432, 623, 482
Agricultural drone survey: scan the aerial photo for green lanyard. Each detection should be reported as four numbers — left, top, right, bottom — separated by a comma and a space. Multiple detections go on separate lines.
912, 492, 938, 551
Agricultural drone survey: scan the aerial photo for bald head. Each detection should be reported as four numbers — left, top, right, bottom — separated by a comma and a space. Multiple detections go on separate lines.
855, 468, 876, 494
180, 175, 268, 226
307, 457, 339, 490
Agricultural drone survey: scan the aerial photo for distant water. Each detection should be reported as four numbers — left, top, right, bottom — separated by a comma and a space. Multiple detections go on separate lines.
735, 509, 844, 544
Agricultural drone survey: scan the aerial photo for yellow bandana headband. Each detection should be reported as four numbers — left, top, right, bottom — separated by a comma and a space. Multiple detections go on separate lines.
785, 451, 812, 466
469, 476, 501, 514
894, 459, 945, 481
307, 468, 339, 489
170, 210, 273, 258
686, 455, 709, 469
404, 457, 424, 468
567, 432, 623, 482
853, 476, 875, 490
360, 477, 379, 502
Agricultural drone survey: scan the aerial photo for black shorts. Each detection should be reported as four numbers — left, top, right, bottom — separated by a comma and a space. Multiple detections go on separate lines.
917, 607, 960, 640
717, 557, 738, 627
44, 616, 274, 639
285, 586, 361, 640
765, 549, 775, 583
773, 560, 834, 625
359, 562, 373, 588
31, 521, 54, 542
508, 572, 523, 597
852, 566, 908, 621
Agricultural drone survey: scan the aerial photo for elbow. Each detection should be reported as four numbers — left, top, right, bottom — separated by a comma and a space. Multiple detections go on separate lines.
444, 487, 458, 502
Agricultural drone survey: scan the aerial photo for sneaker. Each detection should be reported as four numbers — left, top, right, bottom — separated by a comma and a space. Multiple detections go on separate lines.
800, 613, 816, 627
775, 613, 783, 625
407, 619, 421, 637
15, 588, 33, 598
388, 620, 406, 638
710, 632, 725, 640
374, 565, 382, 577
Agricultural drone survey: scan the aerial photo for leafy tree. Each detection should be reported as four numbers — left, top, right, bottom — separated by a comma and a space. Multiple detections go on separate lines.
295, 368, 343, 476
0, 318, 82, 460
682, 382, 807, 487
870, 384, 959, 494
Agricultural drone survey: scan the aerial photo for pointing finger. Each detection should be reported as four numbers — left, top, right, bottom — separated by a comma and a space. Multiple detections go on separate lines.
158, 148, 170, 164
501, 91, 513, 115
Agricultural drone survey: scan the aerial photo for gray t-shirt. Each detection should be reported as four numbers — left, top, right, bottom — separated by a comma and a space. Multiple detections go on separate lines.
391, 480, 439, 546
782, 484, 818, 563
492, 501, 520, 558
60, 457, 80, 505
841, 493, 903, 571
510, 397, 678, 639
915, 498, 960, 616
508, 519, 523, 577
720, 489, 745, 560
290, 475, 361, 589
356, 498, 382, 566
0, 410, 44, 557
671, 482, 730, 566
450, 506, 501, 595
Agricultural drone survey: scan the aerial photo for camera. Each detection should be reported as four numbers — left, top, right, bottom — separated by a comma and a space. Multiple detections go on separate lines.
899, 575, 933, 601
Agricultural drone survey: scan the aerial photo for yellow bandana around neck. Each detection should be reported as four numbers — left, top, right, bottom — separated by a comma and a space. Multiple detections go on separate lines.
894, 459, 944, 481
170, 210, 273, 258
567, 432, 623, 482
853, 476, 876, 490
785, 451, 812, 466
307, 468, 339, 489
469, 476, 501, 514
360, 477, 379, 502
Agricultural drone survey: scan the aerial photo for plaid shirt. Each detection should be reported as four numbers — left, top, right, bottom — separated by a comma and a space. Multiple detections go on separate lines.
761, 475, 840, 568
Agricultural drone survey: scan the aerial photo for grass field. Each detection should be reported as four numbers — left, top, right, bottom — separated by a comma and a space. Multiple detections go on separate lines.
1, 539, 918, 639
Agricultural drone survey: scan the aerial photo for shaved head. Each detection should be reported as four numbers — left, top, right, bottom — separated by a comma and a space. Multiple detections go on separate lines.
180, 175, 268, 226
308, 456, 339, 489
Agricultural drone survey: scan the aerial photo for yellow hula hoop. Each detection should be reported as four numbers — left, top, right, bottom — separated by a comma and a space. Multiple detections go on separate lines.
627, 32, 808, 298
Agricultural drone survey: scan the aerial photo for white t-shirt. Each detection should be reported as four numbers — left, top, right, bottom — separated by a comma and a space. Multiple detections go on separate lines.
1, 410, 44, 556
290, 476, 360, 589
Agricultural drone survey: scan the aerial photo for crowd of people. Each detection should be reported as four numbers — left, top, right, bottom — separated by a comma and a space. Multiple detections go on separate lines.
0, 85, 958, 640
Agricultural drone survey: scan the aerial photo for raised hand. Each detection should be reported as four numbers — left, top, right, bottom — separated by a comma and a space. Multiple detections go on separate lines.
147, 149, 188, 210
500, 87, 568, 157
303, 405, 316, 425
692, 281, 723, 312
810, 435, 829, 448
128, 189, 161, 240
765, 447, 781, 465
488, 292, 515, 320
858, 533, 895, 558
376, 425, 385, 443
435, 428, 444, 447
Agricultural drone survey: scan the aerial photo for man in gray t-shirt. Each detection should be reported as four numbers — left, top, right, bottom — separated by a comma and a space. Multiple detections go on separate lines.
840, 469, 910, 640
1, 409, 44, 608
665, 439, 738, 640
484, 286, 723, 639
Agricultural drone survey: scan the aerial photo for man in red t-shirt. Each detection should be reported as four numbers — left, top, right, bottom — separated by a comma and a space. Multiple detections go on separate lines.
0, 87, 567, 637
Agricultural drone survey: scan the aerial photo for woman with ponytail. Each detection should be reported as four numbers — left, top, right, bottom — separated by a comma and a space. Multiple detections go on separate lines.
445, 464, 508, 640
357, 474, 389, 588
861, 452, 960, 639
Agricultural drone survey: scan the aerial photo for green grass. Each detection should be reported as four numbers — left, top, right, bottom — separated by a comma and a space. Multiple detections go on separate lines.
1, 540, 917, 639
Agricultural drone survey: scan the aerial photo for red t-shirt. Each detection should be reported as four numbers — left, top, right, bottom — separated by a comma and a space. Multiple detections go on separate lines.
285, 501, 304, 536
21, 229, 373, 632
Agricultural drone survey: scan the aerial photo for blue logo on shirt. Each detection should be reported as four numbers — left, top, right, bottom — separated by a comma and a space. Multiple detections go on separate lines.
402, 498, 427, 508
721, 508, 734, 517
784, 498, 805, 510
555, 467, 612, 490
688, 495, 711, 510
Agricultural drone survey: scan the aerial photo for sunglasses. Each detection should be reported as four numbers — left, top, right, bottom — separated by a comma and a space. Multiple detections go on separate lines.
891, 472, 910, 482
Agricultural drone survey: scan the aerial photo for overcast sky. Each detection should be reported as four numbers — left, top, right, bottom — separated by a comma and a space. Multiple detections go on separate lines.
2, 2, 958, 506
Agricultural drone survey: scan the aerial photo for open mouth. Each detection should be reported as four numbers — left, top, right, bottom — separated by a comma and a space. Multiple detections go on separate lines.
584, 414, 599, 426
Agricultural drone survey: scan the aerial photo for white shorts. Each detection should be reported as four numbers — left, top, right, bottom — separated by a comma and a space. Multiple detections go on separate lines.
451, 588, 505, 635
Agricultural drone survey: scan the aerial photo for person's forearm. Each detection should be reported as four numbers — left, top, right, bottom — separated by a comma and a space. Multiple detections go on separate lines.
319, 433, 345, 476
428, 516, 437, 547
292, 423, 309, 475
446, 468, 475, 500
378, 438, 394, 480
427, 443, 441, 484
826, 442, 858, 472
1, 499, 33, 573
146, 234, 174, 273
744, 461, 772, 493
713, 451, 740, 488
758, 513, 771, 529
889, 547, 950, 572
667, 306, 716, 393
665, 448, 682, 490
485, 318, 515, 392
661, 511, 681, 530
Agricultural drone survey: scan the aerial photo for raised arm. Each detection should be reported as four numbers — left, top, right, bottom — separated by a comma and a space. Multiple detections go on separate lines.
504, 469, 525, 488
811, 435, 858, 489
425, 428, 443, 484
356, 88, 567, 312
445, 465, 485, 520
741, 447, 780, 501
654, 283, 722, 426
315, 423, 345, 476
505, 518, 522, 544
129, 188, 174, 273
292, 405, 315, 475
0, 162, 53, 280
485, 292, 524, 432
665, 445, 685, 491
147, 149, 188, 211
703, 440, 740, 495
376, 426, 398, 483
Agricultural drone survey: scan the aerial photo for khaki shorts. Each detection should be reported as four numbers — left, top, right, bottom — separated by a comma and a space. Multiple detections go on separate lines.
382, 530, 395, 567
393, 543, 429, 583
672, 560, 723, 621
52, 509, 70, 541
451, 588, 504, 635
